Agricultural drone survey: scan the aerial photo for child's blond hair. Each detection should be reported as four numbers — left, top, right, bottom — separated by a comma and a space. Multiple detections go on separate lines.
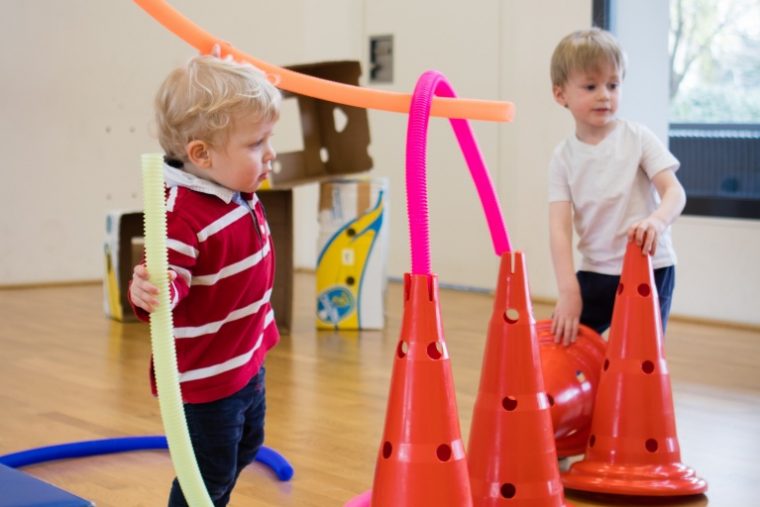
155, 55, 282, 161
550, 28, 626, 88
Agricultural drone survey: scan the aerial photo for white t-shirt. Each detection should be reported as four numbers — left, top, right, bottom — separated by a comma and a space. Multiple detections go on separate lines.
548, 119, 679, 275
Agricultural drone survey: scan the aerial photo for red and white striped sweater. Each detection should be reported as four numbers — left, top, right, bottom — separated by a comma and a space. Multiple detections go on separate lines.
132, 164, 280, 404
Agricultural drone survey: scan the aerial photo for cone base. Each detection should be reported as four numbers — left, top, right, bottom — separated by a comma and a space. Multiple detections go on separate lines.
562, 460, 707, 496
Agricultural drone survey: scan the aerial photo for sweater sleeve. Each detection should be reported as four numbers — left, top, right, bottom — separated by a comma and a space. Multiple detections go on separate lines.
164, 214, 198, 309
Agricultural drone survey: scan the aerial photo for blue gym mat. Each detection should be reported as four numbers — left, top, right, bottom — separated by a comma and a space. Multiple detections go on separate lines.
0, 463, 93, 507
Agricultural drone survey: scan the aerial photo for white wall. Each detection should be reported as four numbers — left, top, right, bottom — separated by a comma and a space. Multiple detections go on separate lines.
363, 0, 502, 286
498, 0, 591, 302
1, 1, 757, 326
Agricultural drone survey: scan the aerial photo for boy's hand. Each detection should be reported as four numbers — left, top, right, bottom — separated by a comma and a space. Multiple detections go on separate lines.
209, 42, 234, 61
628, 215, 666, 255
552, 288, 582, 346
129, 264, 176, 313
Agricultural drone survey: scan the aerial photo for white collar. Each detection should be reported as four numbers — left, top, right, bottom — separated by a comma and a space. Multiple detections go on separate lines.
162, 163, 236, 204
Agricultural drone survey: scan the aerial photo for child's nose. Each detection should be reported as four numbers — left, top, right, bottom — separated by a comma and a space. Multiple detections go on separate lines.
265, 144, 277, 162
265, 150, 277, 171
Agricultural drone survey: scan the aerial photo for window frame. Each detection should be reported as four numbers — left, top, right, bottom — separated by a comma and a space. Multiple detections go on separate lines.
593, 0, 760, 220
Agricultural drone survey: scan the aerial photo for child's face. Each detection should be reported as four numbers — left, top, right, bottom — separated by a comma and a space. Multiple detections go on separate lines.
205, 112, 277, 193
554, 62, 621, 140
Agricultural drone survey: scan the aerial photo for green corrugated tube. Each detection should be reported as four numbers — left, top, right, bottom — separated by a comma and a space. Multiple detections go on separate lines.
141, 153, 213, 507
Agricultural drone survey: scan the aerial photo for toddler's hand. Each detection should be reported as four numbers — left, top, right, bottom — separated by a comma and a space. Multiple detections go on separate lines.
628, 216, 666, 255
129, 264, 176, 313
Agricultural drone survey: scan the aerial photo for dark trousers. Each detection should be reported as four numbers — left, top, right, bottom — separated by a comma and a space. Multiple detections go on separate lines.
168, 367, 266, 507
577, 266, 675, 335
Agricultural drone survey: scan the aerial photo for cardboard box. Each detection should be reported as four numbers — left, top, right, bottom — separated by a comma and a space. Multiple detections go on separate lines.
270, 61, 373, 188
103, 210, 143, 322
316, 178, 389, 330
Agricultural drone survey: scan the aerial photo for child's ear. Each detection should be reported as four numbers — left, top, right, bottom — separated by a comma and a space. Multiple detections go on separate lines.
553, 84, 567, 107
186, 140, 211, 169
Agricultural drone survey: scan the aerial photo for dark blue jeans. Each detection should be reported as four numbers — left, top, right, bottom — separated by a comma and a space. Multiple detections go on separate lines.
168, 367, 266, 507
577, 266, 675, 335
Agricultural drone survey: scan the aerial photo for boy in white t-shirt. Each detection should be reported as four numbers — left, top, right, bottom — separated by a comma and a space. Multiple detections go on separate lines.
548, 28, 687, 345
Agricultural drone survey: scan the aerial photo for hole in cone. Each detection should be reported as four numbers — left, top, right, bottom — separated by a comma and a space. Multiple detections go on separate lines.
645, 438, 659, 452
382, 441, 392, 458
503, 308, 520, 324
589, 434, 596, 448
397, 341, 408, 358
638, 283, 651, 297
427, 341, 443, 360
500, 483, 516, 499
502, 396, 518, 411
617, 283, 624, 295
436, 444, 452, 462
603, 359, 609, 371
547, 393, 555, 406
642, 360, 655, 374
346, 276, 355, 286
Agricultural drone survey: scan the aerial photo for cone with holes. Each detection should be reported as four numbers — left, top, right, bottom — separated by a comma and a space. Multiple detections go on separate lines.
536, 320, 607, 458
468, 252, 570, 506
370, 273, 472, 506
562, 241, 707, 496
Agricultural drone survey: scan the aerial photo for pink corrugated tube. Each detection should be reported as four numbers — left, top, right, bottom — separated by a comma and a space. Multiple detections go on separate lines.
406, 70, 511, 275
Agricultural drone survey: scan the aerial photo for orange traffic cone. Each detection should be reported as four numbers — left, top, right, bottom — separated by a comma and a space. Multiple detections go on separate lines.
468, 252, 570, 506
562, 242, 707, 496
536, 321, 606, 458
370, 273, 472, 506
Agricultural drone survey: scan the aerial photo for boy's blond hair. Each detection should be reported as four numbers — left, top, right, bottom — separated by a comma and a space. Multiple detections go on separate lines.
550, 28, 626, 88
155, 55, 282, 161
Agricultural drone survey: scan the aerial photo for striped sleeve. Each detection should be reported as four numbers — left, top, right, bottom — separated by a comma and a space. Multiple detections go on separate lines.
166, 214, 198, 308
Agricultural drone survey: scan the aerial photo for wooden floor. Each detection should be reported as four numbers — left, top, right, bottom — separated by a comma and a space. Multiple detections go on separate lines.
0, 272, 758, 506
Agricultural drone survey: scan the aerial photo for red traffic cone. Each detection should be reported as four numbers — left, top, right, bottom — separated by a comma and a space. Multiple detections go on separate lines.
468, 252, 570, 506
562, 242, 707, 496
536, 320, 606, 458
370, 273, 472, 506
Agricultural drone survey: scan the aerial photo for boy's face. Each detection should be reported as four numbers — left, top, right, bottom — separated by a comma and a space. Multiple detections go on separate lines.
553, 62, 621, 141
204, 112, 277, 193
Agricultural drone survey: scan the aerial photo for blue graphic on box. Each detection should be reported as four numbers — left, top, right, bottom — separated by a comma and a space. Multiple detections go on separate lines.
317, 287, 356, 324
